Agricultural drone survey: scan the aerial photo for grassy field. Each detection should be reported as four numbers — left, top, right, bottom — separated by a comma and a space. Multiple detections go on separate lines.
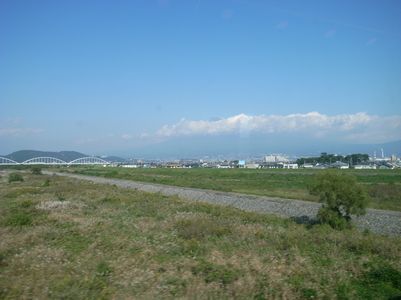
1, 171, 401, 299
63, 166, 401, 211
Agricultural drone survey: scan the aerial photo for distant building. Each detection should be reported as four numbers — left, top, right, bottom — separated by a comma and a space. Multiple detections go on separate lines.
282, 163, 298, 169
166, 163, 181, 168
260, 162, 282, 169
314, 164, 329, 169
245, 163, 260, 169
217, 163, 231, 169
354, 164, 376, 170
264, 154, 289, 163
330, 161, 349, 169
121, 164, 138, 168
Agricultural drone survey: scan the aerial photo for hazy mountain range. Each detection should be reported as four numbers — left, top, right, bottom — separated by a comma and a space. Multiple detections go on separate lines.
124, 138, 401, 159
2, 139, 400, 161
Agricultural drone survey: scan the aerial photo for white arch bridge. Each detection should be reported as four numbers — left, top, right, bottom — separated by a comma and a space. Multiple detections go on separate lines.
0, 156, 110, 166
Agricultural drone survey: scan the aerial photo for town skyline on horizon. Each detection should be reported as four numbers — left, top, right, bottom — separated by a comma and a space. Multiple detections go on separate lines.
2, 138, 401, 161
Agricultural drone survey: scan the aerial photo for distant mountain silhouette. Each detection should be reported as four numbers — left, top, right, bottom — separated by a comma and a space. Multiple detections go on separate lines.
2, 141, 399, 161
319, 140, 400, 158
100, 156, 127, 163
129, 137, 401, 159
353, 140, 401, 157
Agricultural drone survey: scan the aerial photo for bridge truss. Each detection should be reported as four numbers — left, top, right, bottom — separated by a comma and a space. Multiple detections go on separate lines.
69, 157, 110, 165
0, 156, 110, 166
0, 157, 19, 165
22, 157, 68, 165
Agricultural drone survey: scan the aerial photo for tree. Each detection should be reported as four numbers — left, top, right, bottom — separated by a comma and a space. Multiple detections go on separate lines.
345, 153, 369, 166
309, 171, 369, 229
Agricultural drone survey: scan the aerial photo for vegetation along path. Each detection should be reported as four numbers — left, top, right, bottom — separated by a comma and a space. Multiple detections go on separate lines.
49, 171, 401, 236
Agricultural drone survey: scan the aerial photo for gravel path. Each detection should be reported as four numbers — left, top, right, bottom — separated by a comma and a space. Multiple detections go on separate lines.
48, 171, 401, 236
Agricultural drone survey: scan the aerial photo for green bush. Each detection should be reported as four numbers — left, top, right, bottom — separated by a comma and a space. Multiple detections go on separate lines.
309, 171, 369, 229
317, 207, 350, 230
8, 173, 24, 183
31, 166, 42, 175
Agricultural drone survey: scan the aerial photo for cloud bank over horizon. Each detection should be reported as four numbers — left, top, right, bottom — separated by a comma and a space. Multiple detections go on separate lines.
153, 112, 401, 144
2, 112, 401, 156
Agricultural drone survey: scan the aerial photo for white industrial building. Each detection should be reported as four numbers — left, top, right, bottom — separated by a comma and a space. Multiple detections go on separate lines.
282, 163, 298, 169
264, 154, 289, 163
354, 164, 376, 169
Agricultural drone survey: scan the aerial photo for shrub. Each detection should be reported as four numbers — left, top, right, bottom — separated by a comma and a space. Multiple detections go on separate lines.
309, 171, 369, 229
317, 207, 350, 230
31, 166, 42, 175
8, 173, 24, 183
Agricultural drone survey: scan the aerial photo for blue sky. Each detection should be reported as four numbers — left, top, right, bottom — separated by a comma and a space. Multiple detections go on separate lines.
1, 0, 401, 157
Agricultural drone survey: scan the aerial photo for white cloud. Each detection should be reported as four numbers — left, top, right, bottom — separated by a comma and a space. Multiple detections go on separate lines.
121, 133, 133, 140
153, 112, 401, 143
0, 118, 43, 137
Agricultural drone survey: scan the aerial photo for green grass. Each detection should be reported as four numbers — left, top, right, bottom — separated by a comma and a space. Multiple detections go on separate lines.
62, 166, 401, 211
0, 171, 400, 299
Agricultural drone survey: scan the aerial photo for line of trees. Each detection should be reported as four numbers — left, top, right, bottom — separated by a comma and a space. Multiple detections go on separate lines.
296, 153, 369, 166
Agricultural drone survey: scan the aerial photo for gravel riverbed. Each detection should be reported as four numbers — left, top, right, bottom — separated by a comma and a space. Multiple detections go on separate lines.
49, 171, 401, 236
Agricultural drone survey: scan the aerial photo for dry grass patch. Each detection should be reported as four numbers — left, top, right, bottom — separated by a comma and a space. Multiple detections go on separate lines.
174, 216, 232, 240
0, 171, 400, 299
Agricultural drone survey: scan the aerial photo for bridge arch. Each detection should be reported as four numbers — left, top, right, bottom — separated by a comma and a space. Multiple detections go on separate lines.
22, 157, 68, 165
0, 157, 19, 165
68, 157, 109, 165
